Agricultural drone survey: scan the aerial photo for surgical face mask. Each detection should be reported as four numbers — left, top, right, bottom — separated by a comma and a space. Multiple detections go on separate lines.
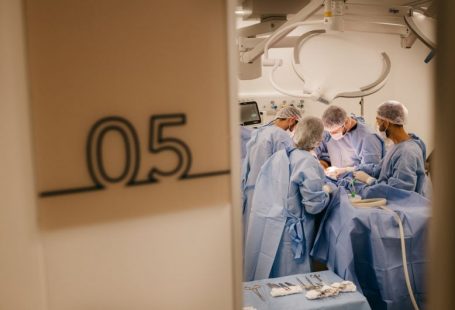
376, 123, 394, 146
287, 129, 295, 138
329, 124, 346, 141
331, 132, 344, 141
287, 119, 297, 138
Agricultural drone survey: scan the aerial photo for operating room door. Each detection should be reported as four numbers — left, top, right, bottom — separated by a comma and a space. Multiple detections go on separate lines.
0, 0, 243, 309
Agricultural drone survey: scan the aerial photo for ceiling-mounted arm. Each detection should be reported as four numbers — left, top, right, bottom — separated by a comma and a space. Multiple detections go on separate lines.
240, 0, 324, 64
237, 18, 287, 38
404, 13, 436, 50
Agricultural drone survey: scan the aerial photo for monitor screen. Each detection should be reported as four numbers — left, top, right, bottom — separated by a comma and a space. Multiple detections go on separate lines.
240, 101, 261, 126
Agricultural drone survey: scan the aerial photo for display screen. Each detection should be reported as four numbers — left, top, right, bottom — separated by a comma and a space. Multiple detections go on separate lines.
240, 101, 261, 126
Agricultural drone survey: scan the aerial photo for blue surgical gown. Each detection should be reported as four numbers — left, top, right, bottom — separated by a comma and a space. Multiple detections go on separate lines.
240, 126, 252, 161
371, 133, 427, 196
244, 148, 330, 281
315, 117, 384, 172
241, 124, 293, 241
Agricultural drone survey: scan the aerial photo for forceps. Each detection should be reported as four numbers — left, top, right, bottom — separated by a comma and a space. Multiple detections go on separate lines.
305, 275, 322, 289
244, 285, 266, 302
310, 273, 324, 284
296, 277, 311, 290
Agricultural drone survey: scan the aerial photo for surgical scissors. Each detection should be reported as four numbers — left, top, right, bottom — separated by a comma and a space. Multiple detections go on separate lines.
244, 285, 266, 302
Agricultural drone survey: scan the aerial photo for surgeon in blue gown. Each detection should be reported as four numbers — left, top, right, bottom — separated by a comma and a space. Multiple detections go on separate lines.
240, 126, 252, 161
315, 105, 385, 178
244, 116, 331, 281
241, 106, 302, 242
354, 100, 428, 196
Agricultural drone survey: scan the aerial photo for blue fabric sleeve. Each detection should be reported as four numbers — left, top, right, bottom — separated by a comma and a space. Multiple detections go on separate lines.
273, 130, 294, 153
360, 159, 382, 178
297, 160, 330, 214
356, 134, 384, 172
314, 132, 331, 165
276, 139, 293, 153
383, 153, 419, 191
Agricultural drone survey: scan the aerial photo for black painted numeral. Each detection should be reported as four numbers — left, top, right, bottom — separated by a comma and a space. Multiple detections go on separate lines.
86, 117, 140, 186
148, 114, 191, 181
39, 113, 229, 198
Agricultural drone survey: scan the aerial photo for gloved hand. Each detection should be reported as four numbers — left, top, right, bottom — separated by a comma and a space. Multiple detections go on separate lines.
325, 166, 355, 179
353, 171, 376, 185
322, 184, 334, 194
325, 166, 339, 179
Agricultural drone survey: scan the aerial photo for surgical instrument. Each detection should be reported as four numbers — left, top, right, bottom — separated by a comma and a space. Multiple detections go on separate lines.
266, 283, 280, 289
310, 273, 323, 284
244, 285, 266, 302
296, 277, 311, 290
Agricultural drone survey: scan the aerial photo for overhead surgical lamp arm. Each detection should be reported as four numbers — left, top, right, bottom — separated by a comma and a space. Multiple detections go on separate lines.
240, 0, 324, 64
269, 62, 310, 98
290, 29, 392, 102
267, 29, 327, 99
292, 29, 326, 83
335, 52, 391, 99
404, 13, 436, 50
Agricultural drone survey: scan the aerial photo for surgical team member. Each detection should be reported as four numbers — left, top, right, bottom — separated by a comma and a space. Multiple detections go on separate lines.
354, 100, 428, 196
240, 126, 252, 161
241, 106, 302, 242
316, 105, 384, 178
244, 116, 331, 281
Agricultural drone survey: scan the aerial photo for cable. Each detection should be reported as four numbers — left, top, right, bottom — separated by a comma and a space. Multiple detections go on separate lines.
379, 206, 420, 310
351, 198, 387, 208
352, 200, 420, 309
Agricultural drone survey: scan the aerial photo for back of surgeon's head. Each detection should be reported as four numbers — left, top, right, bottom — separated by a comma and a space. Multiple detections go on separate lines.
321, 105, 348, 131
293, 116, 324, 151
275, 105, 302, 120
376, 100, 408, 125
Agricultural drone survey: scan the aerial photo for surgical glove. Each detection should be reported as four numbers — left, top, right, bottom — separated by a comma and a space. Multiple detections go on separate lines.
353, 171, 376, 185
335, 166, 356, 177
325, 166, 355, 179
322, 184, 333, 194
325, 166, 339, 178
